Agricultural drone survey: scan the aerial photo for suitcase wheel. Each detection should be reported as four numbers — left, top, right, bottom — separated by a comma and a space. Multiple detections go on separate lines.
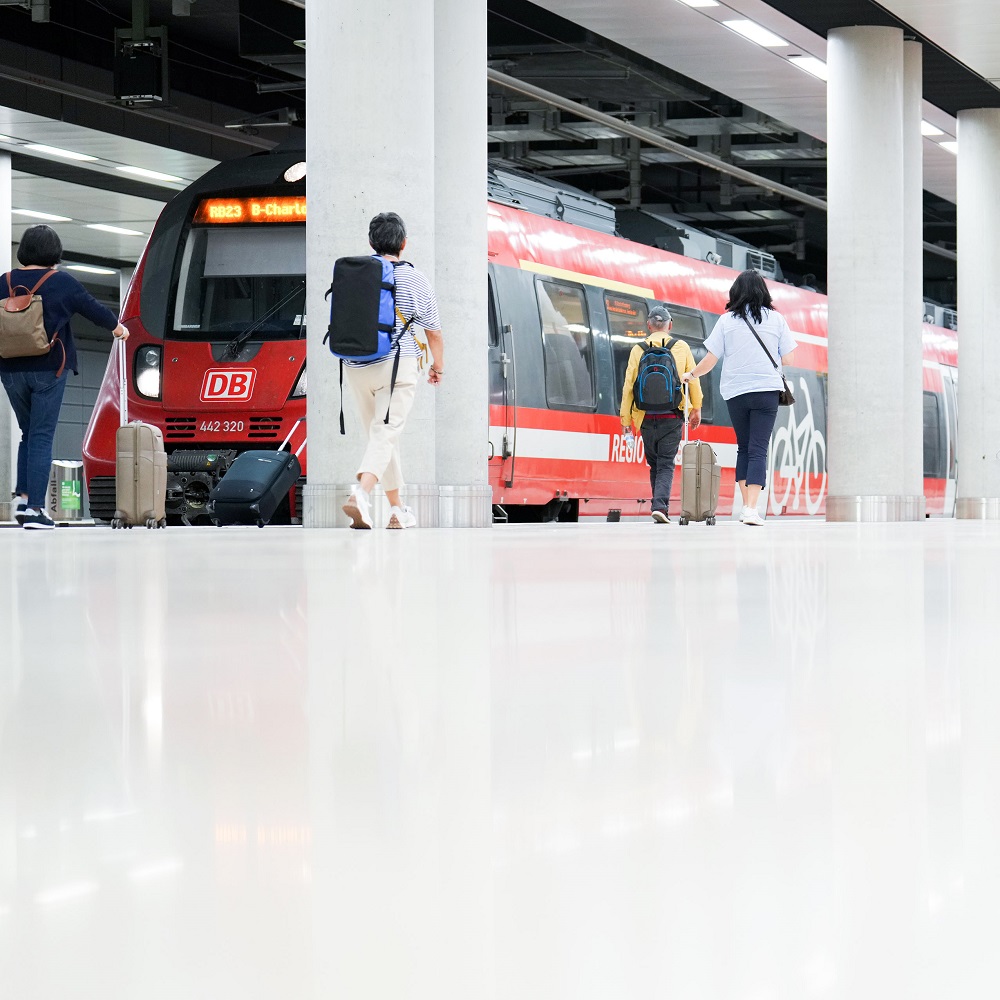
679, 517, 689, 526
707, 516, 716, 526
111, 517, 122, 530
159, 518, 167, 529
257, 519, 265, 528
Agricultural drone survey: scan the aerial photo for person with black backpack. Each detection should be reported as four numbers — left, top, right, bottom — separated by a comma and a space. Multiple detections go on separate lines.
620, 306, 702, 522
329, 212, 444, 530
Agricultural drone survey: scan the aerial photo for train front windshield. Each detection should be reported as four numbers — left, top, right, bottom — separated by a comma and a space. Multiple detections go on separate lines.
173, 209, 306, 340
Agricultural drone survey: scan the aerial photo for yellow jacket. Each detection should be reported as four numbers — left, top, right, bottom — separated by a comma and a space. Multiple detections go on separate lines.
620, 334, 704, 431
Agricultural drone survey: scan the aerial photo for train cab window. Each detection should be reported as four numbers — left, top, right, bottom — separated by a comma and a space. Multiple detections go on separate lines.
536, 279, 595, 410
173, 226, 306, 339
923, 391, 945, 478
606, 293, 649, 407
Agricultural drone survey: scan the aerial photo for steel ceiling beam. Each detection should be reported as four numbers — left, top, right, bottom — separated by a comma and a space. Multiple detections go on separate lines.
488, 68, 957, 262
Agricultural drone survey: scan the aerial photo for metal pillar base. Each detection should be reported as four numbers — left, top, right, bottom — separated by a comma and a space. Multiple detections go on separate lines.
826, 495, 926, 522
303, 482, 354, 528
956, 497, 1000, 520
439, 485, 493, 528
404, 484, 440, 528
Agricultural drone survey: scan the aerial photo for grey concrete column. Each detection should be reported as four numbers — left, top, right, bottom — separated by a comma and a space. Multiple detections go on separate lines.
826, 27, 921, 521
903, 42, 926, 517
956, 109, 1000, 519
433, 0, 492, 528
304, 0, 437, 528
0, 153, 12, 522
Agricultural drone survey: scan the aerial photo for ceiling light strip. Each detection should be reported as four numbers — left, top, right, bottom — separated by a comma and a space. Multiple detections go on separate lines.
487, 69, 958, 263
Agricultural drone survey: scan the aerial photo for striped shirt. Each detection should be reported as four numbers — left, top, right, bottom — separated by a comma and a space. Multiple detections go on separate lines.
344, 258, 441, 368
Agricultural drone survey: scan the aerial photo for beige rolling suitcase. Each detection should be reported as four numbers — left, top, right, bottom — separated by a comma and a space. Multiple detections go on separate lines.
678, 385, 721, 526
112, 339, 167, 529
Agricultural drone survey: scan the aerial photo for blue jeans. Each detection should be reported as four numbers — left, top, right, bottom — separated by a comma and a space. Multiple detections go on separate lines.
726, 390, 780, 488
1, 369, 69, 508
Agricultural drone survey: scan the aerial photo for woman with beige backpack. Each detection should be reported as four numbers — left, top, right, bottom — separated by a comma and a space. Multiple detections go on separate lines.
0, 225, 128, 529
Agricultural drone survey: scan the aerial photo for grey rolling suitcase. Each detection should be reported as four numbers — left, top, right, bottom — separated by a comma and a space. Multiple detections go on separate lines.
112, 339, 167, 529
678, 386, 721, 526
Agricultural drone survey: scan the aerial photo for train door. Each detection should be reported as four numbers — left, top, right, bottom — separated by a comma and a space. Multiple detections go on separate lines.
487, 269, 516, 487
941, 367, 958, 516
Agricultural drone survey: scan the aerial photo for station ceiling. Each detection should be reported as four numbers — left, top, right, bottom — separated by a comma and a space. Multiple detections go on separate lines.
1, 0, 996, 304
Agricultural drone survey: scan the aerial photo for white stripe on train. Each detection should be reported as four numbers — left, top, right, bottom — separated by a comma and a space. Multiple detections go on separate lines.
489, 425, 738, 468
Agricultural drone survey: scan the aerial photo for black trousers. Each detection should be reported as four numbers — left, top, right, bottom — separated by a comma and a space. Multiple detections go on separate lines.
726, 390, 780, 488
640, 416, 684, 514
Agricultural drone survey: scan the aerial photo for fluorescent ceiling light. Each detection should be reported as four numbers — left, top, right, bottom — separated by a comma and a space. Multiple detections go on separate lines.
86, 224, 145, 236
788, 55, 828, 80
25, 143, 98, 162
12, 209, 72, 222
939, 140, 958, 155
675, 0, 720, 7
116, 165, 185, 184
66, 264, 118, 275
723, 19, 789, 48
921, 121, 944, 136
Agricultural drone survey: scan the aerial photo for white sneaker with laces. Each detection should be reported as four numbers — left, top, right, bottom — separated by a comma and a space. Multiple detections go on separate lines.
387, 505, 417, 529
741, 506, 765, 526
342, 486, 373, 529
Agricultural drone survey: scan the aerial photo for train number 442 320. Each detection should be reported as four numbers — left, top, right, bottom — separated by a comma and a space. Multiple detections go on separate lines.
198, 420, 246, 433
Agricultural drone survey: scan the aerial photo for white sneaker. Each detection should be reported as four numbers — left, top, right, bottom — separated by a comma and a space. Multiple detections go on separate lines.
342, 487, 373, 529
387, 505, 417, 529
14, 497, 28, 525
741, 506, 765, 526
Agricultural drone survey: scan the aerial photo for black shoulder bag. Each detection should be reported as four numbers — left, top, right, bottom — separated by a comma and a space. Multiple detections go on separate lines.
741, 314, 795, 406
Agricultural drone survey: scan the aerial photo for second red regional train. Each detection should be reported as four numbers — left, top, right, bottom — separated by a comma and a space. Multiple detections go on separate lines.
82, 140, 959, 523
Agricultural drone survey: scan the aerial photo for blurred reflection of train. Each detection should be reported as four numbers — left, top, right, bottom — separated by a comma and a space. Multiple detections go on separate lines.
82, 141, 959, 523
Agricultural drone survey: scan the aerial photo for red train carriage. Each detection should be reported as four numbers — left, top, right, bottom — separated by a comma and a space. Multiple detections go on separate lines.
83, 145, 958, 523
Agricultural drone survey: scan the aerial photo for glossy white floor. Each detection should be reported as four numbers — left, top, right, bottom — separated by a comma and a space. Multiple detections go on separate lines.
0, 518, 996, 999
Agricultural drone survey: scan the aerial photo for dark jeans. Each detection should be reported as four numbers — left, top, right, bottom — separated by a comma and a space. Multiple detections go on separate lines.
640, 416, 684, 514
726, 390, 780, 488
1, 369, 69, 508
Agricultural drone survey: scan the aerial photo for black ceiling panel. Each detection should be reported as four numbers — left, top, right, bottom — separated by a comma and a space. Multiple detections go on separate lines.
766, 0, 1000, 115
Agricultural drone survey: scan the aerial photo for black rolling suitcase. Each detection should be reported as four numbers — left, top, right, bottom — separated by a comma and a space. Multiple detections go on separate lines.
209, 420, 306, 527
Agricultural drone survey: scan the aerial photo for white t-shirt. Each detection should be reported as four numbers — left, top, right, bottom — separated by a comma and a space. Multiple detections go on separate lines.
703, 308, 797, 400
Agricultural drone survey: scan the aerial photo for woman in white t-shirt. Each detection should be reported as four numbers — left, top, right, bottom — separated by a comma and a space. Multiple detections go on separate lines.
681, 270, 797, 526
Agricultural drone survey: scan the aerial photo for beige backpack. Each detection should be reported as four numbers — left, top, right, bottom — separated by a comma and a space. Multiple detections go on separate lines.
0, 269, 59, 362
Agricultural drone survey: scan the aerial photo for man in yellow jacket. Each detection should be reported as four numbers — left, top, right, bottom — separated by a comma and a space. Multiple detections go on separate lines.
620, 305, 703, 522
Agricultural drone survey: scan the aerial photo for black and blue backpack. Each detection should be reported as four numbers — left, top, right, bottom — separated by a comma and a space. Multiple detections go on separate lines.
633, 338, 683, 414
323, 255, 415, 433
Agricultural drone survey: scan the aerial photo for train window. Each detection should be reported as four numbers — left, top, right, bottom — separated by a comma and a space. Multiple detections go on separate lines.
606, 293, 649, 407
923, 391, 945, 478
173, 226, 306, 339
670, 307, 713, 424
536, 279, 595, 410
488, 279, 499, 347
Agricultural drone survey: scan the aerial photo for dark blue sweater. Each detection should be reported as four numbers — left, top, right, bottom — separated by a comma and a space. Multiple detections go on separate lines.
0, 268, 119, 376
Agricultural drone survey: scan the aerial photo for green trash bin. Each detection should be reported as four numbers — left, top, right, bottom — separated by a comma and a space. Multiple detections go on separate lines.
48, 460, 85, 522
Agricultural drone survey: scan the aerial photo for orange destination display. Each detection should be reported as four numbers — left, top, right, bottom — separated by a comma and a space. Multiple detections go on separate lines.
193, 196, 307, 224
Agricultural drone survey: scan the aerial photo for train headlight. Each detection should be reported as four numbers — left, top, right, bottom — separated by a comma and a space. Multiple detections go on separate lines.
290, 366, 307, 398
134, 345, 162, 400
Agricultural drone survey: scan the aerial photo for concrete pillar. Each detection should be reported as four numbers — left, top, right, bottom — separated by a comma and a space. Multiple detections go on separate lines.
0, 152, 11, 521
304, 0, 437, 528
955, 109, 1000, 519
903, 42, 926, 516
826, 27, 922, 521
434, 0, 492, 527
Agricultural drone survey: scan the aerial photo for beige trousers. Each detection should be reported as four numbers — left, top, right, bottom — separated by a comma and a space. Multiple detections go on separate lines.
343, 356, 419, 491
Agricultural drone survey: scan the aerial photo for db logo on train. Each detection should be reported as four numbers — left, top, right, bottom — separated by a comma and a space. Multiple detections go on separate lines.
200, 369, 256, 402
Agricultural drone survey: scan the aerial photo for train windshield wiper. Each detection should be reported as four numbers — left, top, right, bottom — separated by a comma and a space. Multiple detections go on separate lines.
224, 281, 305, 359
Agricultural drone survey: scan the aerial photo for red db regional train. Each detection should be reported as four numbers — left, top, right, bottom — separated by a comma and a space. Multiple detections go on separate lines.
82, 141, 959, 523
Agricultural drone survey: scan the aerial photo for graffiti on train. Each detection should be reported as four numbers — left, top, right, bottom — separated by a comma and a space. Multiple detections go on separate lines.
768, 376, 828, 515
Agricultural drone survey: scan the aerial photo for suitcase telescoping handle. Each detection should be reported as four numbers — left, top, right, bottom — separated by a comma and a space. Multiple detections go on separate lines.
280, 417, 307, 458
682, 380, 690, 447
118, 335, 128, 427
